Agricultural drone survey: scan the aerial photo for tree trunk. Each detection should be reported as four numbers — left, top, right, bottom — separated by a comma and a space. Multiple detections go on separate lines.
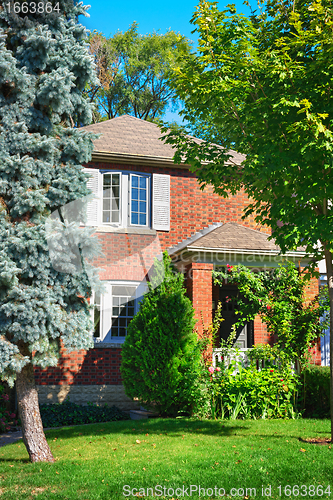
16, 362, 55, 463
324, 248, 333, 442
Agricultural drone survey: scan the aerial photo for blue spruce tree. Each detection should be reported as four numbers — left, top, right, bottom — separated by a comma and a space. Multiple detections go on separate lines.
0, 1, 99, 462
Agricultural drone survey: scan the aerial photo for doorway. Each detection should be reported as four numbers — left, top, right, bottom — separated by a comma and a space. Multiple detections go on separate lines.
218, 285, 253, 348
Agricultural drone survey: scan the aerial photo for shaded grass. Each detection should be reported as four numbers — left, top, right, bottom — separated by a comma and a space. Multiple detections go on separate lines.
0, 419, 331, 499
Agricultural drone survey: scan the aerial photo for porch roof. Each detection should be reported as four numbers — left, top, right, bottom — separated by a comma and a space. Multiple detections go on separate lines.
168, 222, 307, 260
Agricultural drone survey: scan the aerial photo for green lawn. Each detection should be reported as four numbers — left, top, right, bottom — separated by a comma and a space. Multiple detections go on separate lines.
0, 419, 331, 499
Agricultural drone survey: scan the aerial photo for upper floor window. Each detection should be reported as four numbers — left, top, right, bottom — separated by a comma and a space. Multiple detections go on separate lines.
103, 173, 121, 224
84, 169, 170, 231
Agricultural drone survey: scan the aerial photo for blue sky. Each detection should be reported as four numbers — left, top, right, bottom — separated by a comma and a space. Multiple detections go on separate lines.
80, 1, 252, 123
81, 0, 251, 43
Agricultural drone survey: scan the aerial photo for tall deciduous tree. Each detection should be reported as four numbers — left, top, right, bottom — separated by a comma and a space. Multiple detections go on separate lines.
86, 23, 192, 122
0, 1, 99, 461
163, 0, 333, 438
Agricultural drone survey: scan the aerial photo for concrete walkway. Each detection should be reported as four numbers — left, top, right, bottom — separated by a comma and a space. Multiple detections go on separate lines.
0, 431, 23, 447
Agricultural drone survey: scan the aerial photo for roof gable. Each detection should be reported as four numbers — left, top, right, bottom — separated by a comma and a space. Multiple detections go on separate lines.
80, 115, 245, 166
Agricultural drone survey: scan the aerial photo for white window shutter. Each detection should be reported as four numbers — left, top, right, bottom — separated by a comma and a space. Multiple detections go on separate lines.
84, 168, 100, 226
152, 174, 170, 231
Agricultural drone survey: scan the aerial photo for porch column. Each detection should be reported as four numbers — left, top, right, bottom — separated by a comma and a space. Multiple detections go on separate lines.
186, 262, 213, 334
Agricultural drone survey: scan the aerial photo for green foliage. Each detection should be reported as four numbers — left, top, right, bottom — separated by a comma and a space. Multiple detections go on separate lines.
162, 0, 333, 433
0, 2, 100, 385
86, 23, 192, 122
164, 0, 333, 263
39, 400, 129, 428
300, 366, 331, 418
209, 364, 300, 420
213, 263, 329, 366
121, 252, 203, 417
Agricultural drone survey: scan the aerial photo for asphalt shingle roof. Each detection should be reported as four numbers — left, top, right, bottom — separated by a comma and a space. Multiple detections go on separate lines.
188, 222, 279, 251
81, 115, 245, 165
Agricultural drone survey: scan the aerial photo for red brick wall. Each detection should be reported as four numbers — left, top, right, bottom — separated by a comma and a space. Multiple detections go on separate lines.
186, 263, 214, 333
34, 348, 122, 386
39, 162, 321, 387
87, 161, 270, 250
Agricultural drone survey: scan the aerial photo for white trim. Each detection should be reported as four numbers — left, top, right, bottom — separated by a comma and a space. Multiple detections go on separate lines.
129, 173, 150, 228
101, 171, 122, 227
188, 246, 307, 257
93, 280, 145, 345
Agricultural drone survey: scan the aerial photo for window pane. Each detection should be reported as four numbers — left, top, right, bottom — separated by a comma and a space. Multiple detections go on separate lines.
103, 213, 110, 223
131, 212, 138, 225
112, 174, 120, 186
111, 327, 118, 336
119, 306, 126, 317
111, 211, 119, 223
139, 177, 146, 189
139, 201, 146, 213
139, 213, 146, 225
112, 186, 119, 198
112, 306, 119, 316
132, 200, 138, 212
103, 199, 110, 211
112, 198, 119, 210
139, 189, 146, 201
103, 174, 111, 187
132, 176, 138, 188
132, 188, 139, 200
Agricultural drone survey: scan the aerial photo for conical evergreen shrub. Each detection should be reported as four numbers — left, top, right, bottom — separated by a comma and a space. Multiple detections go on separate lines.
121, 252, 202, 416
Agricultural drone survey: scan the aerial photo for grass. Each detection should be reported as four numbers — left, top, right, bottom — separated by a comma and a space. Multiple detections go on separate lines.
0, 418, 331, 499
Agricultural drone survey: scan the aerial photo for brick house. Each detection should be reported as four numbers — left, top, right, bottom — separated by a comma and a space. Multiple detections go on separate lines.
35, 115, 320, 408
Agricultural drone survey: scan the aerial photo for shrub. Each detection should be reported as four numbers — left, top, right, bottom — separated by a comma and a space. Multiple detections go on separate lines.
121, 252, 203, 417
39, 400, 129, 428
300, 365, 330, 418
209, 364, 300, 419
0, 384, 18, 432
213, 263, 329, 368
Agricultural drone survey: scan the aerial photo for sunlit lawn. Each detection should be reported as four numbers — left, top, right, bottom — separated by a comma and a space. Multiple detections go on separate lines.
0, 419, 331, 499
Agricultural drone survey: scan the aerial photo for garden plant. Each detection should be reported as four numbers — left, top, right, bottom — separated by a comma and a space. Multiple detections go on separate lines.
121, 252, 204, 417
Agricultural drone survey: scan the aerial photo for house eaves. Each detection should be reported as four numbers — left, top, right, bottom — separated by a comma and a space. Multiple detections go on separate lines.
91, 150, 190, 169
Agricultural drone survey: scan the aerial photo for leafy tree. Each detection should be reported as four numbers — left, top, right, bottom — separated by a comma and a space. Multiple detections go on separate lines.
85, 23, 192, 122
213, 263, 329, 368
163, 0, 333, 438
121, 253, 203, 417
0, 1, 99, 461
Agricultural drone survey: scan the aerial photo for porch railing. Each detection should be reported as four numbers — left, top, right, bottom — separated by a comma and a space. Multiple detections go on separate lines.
212, 348, 299, 373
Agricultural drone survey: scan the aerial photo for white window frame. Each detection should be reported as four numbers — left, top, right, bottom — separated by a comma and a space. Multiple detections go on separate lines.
101, 172, 122, 226
91, 281, 146, 344
129, 173, 149, 228
84, 168, 170, 231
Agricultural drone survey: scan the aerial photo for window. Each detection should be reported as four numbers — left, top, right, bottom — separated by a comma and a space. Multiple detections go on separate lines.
84, 169, 170, 231
92, 282, 146, 343
130, 174, 148, 226
102, 173, 121, 224
111, 285, 136, 337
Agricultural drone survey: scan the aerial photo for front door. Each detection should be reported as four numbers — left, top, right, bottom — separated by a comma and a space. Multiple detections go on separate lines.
218, 285, 253, 348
